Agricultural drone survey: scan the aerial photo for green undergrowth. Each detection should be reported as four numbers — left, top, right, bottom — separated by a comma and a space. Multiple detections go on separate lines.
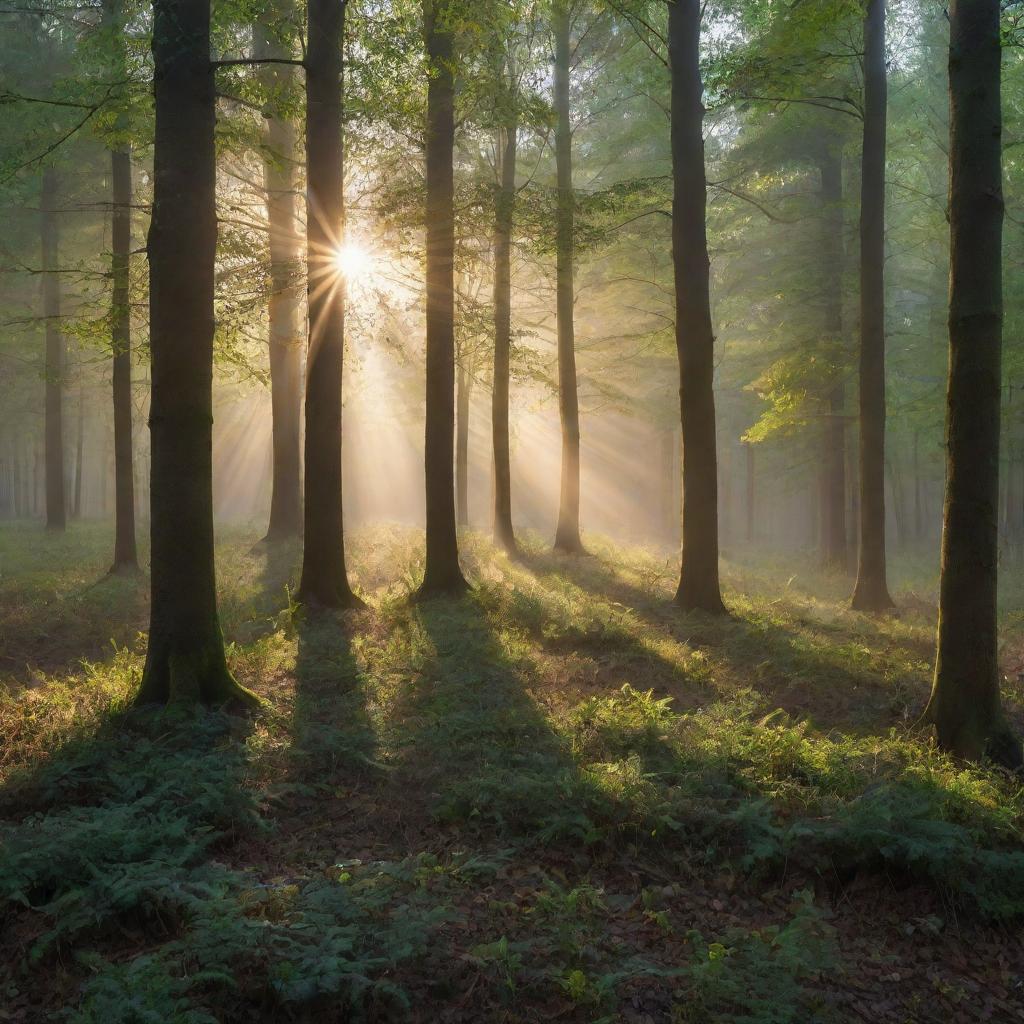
2, 522, 1023, 1020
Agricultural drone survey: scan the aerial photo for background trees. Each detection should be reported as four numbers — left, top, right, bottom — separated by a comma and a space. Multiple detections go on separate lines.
0, 0, 1022, 742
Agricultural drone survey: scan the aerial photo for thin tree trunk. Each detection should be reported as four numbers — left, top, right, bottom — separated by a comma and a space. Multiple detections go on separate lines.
41, 167, 66, 532
820, 142, 848, 570
492, 120, 518, 555
136, 0, 255, 707
110, 144, 138, 568
418, 0, 467, 595
852, 0, 894, 610
669, 0, 724, 613
913, 429, 923, 542
456, 358, 470, 527
298, 0, 361, 606
926, 0, 1020, 766
258, 19, 303, 542
73, 377, 84, 518
552, 0, 584, 553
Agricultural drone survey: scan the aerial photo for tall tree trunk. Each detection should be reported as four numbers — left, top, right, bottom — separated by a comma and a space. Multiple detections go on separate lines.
456, 358, 470, 527
913, 429, 923, 542
41, 167, 66, 532
492, 121, 518, 555
819, 142, 848, 570
136, 0, 255, 707
851, 0, 894, 610
298, 0, 361, 606
106, 0, 137, 567
110, 144, 138, 568
258, 19, 303, 542
926, 0, 1020, 766
552, 1, 584, 553
418, 0, 467, 595
73, 377, 84, 518
669, 0, 724, 613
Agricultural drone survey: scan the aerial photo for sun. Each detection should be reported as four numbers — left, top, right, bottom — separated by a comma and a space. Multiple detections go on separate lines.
333, 242, 374, 280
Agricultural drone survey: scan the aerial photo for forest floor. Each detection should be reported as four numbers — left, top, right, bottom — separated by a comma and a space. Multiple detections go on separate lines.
2, 522, 1024, 1024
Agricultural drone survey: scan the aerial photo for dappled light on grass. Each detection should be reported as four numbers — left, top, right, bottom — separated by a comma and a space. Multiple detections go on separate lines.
3, 523, 1024, 1021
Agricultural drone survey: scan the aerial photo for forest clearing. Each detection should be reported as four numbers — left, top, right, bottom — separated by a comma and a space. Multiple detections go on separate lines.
3, 525, 1024, 1021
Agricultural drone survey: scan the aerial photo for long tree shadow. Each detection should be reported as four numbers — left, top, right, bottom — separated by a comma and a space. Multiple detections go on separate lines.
383, 591, 659, 852
0, 698, 259, 1015
513, 543, 935, 736
251, 605, 389, 867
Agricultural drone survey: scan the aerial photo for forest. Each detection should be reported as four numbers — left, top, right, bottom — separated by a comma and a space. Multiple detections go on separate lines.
2, 0, 1024, 1020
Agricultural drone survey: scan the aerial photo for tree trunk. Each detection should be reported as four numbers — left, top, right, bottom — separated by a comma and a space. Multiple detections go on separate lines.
819, 142, 848, 570
492, 121, 518, 555
110, 144, 138, 569
73, 377, 84, 518
456, 357, 470, 527
552, 1, 584, 554
41, 167, 66, 532
258, 20, 303, 542
926, 0, 1020, 767
851, 0, 894, 611
298, 0, 361, 606
136, 0, 255, 707
669, 0, 724, 613
418, 0, 467, 595
913, 429, 924, 542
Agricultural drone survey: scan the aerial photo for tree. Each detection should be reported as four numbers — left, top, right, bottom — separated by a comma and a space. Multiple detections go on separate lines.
492, 111, 519, 555
104, 0, 138, 571
418, 0, 468, 596
297, 0, 362, 606
851, 0, 894, 611
669, 0, 725, 613
552, 0, 585, 553
41, 165, 66, 532
257, 10, 303, 544
925, 0, 1021, 767
818, 135, 848, 572
135, 0, 256, 706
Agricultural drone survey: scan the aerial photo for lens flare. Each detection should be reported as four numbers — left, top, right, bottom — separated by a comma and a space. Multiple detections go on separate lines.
334, 242, 374, 280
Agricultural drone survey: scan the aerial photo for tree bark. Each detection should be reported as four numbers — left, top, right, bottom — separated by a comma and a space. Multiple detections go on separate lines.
819, 142, 848, 570
492, 121, 519, 555
73, 377, 84, 518
926, 0, 1020, 767
418, 0, 467, 595
257, 19, 303, 542
136, 0, 255, 707
913, 429, 923, 542
456, 357, 470, 527
851, 0, 894, 611
110, 144, 138, 569
297, 0, 361, 606
669, 0, 724, 613
41, 167, 66, 532
552, 0, 584, 553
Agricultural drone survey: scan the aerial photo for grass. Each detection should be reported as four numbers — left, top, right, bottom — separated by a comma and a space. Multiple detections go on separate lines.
2, 520, 1024, 1023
